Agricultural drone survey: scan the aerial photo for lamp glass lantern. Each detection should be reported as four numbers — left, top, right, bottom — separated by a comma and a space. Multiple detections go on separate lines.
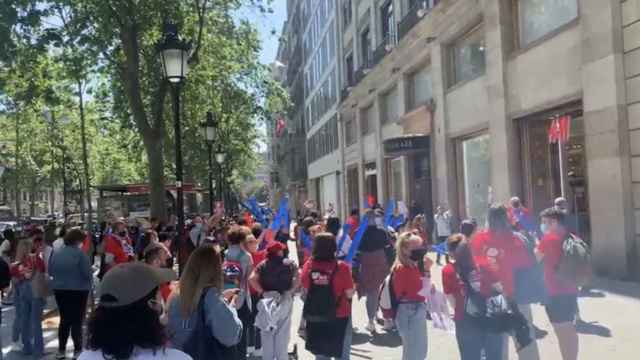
203, 112, 216, 143
215, 152, 226, 164
158, 24, 191, 84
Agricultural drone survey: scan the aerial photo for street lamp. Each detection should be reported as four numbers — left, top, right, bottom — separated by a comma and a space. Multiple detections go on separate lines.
215, 150, 226, 207
158, 22, 190, 271
201, 111, 217, 215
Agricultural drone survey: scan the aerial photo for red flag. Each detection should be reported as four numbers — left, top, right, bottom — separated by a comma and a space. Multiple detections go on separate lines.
558, 115, 571, 144
276, 117, 286, 137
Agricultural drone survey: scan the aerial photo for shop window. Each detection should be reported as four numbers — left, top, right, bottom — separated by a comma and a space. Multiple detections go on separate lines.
458, 133, 491, 225
407, 67, 433, 110
381, 86, 399, 124
389, 158, 405, 202
449, 24, 486, 87
517, 0, 578, 47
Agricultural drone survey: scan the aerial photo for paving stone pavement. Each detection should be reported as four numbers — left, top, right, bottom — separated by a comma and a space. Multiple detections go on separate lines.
1, 261, 637, 359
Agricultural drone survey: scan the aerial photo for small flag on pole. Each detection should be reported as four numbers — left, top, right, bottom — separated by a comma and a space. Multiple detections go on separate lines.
548, 115, 571, 144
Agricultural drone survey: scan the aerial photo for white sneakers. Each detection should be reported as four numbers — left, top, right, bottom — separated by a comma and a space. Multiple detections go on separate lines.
365, 320, 376, 333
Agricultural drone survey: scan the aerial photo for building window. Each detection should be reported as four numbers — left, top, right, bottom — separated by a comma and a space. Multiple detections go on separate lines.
343, 0, 352, 27
380, 0, 395, 43
346, 166, 359, 212
388, 157, 405, 202
407, 67, 432, 110
360, 26, 372, 67
345, 53, 354, 86
345, 117, 357, 146
361, 104, 374, 135
381, 86, 399, 124
518, 0, 578, 47
449, 25, 486, 87
458, 133, 491, 225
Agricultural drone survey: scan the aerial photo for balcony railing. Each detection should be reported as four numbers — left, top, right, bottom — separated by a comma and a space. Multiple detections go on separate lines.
373, 32, 396, 66
398, 1, 438, 41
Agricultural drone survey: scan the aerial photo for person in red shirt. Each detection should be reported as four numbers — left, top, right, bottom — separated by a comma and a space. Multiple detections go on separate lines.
444, 234, 504, 360
103, 218, 134, 272
345, 208, 360, 238
301, 232, 354, 360
11, 237, 46, 357
536, 208, 579, 360
391, 232, 432, 360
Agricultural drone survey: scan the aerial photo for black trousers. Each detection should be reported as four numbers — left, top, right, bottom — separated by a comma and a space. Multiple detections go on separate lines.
236, 302, 252, 360
54, 290, 89, 353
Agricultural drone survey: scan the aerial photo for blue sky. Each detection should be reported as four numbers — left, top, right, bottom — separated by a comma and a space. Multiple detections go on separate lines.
237, 1, 288, 65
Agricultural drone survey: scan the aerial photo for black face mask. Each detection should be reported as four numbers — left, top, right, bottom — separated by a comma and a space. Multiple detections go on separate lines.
118, 231, 127, 237
410, 248, 428, 262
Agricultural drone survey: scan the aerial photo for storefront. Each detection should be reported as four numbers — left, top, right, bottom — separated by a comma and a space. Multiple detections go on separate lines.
519, 102, 590, 241
455, 133, 491, 226
383, 134, 433, 221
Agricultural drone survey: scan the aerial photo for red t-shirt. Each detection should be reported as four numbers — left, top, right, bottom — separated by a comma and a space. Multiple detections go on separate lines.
392, 265, 426, 303
10, 254, 46, 281
470, 230, 533, 297
301, 260, 354, 318
250, 251, 267, 296
537, 231, 578, 296
441, 264, 464, 321
104, 234, 133, 267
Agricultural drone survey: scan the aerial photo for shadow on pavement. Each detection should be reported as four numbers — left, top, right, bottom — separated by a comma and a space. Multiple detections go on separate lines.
576, 320, 612, 338
578, 288, 606, 298
368, 331, 402, 348
587, 277, 640, 300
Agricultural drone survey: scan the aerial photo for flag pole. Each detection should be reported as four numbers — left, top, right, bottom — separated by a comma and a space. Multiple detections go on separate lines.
557, 117, 566, 198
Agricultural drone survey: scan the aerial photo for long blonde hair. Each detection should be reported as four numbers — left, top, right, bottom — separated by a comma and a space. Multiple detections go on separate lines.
15, 239, 33, 263
178, 245, 223, 316
393, 232, 422, 270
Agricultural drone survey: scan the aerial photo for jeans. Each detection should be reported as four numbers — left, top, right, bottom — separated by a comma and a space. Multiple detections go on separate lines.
396, 303, 428, 360
455, 316, 504, 360
315, 317, 352, 360
15, 281, 44, 356
12, 282, 21, 343
54, 290, 89, 353
365, 290, 379, 321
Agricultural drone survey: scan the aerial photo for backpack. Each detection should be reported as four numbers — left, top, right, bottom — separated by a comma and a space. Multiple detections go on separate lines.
0, 257, 10, 290
303, 263, 338, 322
557, 233, 592, 287
258, 259, 295, 294
183, 289, 233, 359
378, 273, 399, 319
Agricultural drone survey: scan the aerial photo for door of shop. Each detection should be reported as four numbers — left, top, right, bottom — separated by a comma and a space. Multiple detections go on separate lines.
521, 110, 590, 241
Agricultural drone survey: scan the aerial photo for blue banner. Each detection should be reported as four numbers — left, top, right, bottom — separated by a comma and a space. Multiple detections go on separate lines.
337, 223, 351, 255
383, 200, 396, 229
270, 197, 290, 231
345, 215, 369, 264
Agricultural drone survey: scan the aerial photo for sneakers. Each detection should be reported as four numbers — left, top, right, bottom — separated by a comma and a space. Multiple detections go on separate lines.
55, 351, 66, 359
365, 320, 376, 333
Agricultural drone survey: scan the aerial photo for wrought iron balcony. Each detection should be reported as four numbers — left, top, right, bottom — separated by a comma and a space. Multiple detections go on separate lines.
398, 0, 439, 42
373, 32, 396, 66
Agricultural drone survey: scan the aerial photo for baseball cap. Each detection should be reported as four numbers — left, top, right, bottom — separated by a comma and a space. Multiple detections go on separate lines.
98, 262, 177, 307
266, 241, 287, 255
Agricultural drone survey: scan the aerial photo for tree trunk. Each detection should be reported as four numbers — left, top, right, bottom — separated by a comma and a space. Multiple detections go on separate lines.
144, 133, 167, 221
14, 114, 20, 218
78, 80, 93, 229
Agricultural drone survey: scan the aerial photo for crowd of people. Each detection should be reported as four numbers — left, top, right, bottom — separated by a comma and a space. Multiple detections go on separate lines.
0, 194, 589, 360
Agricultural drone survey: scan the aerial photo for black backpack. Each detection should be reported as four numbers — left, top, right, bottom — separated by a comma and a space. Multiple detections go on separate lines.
258, 259, 295, 294
303, 263, 338, 323
0, 257, 11, 290
183, 289, 233, 359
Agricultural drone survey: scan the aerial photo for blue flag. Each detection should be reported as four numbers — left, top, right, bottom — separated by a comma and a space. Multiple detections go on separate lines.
432, 241, 448, 255
345, 215, 369, 264
383, 200, 396, 229
301, 231, 312, 250
244, 197, 268, 227
337, 224, 351, 255
270, 197, 290, 231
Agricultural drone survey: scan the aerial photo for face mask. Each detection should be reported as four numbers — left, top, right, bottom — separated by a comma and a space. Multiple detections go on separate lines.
118, 231, 127, 237
410, 248, 427, 262
540, 223, 549, 234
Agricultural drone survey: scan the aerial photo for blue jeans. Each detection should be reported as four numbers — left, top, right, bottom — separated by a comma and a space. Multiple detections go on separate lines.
15, 281, 45, 356
455, 316, 504, 360
396, 303, 428, 360
315, 317, 352, 360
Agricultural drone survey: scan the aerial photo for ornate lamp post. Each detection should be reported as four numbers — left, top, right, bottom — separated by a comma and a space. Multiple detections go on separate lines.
201, 112, 217, 214
158, 23, 190, 269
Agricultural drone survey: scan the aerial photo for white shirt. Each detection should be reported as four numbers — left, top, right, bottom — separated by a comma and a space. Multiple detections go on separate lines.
434, 213, 452, 237
53, 238, 64, 250
78, 348, 192, 360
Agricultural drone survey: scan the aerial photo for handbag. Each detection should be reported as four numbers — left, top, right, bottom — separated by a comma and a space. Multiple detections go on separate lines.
31, 270, 52, 299
182, 289, 232, 359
